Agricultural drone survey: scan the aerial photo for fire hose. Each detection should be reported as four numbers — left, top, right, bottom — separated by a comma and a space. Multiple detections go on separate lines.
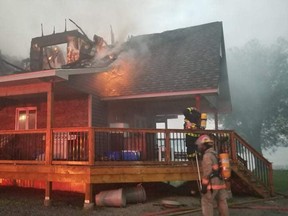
190, 152, 201, 195
195, 152, 202, 191
144, 195, 288, 216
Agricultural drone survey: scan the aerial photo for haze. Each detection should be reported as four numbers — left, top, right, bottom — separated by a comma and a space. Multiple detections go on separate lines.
0, 0, 288, 167
0, 0, 288, 59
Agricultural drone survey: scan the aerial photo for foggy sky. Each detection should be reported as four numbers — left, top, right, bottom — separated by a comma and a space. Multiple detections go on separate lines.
0, 0, 288, 59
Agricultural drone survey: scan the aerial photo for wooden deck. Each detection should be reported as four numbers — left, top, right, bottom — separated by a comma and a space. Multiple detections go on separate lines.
0, 127, 274, 208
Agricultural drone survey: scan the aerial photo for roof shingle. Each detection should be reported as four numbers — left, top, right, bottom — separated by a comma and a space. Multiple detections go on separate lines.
95, 22, 225, 98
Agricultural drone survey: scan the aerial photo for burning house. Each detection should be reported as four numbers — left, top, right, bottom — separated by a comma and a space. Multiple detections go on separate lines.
0, 21, 273, 207
29, 25, 117, 71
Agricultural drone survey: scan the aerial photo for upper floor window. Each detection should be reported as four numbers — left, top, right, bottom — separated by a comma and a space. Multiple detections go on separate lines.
15, 107, 37, 130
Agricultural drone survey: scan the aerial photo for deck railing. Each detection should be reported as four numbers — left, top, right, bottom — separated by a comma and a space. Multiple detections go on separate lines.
0, 129, 46, 162
52, 128, 89, 162
0, 127, 273, 194
93, 127, 190, 162
0, 128, 234, 163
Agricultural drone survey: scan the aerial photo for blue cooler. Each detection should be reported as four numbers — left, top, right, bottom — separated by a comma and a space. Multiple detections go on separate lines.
106, 151, 121, 160
122, 150, 140, 161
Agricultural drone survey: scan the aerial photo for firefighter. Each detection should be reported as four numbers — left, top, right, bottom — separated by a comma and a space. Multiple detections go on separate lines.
195, 134, 229, 216
183, 107, 201, 160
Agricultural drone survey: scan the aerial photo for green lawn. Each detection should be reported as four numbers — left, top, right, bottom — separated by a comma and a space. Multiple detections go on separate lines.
273, 169, 288, 193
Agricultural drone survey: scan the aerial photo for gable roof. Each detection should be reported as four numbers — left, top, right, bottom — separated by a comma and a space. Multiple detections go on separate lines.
0, 22, 231, 112
94, 22, 229, 104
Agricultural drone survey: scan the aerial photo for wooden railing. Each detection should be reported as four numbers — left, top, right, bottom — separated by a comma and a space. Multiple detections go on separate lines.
0, 128, 237, 163
0, 128, 233, 163
230, 132, 274, 195
0, 129, 46, 163
0, 127, 273, 195
52, 128, 89, 162
92, 127, 190, 162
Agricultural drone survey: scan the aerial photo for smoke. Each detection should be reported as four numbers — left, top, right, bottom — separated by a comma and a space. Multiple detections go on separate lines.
0, 0, 288, 59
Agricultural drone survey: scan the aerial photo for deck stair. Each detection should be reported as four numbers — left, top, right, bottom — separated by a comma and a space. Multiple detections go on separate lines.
227, 132, 274, 198
231, 163, 271, 198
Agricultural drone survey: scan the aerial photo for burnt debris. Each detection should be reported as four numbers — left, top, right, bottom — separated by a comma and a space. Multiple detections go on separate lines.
30, 20, 119, 72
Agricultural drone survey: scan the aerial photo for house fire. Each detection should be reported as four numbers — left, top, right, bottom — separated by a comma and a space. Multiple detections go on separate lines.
0, 21, 273, 208
29, 20, 118, 71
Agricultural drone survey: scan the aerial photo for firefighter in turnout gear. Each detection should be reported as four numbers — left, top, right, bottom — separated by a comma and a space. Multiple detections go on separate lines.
195, 135, 229, 216
183, 107, 201, 160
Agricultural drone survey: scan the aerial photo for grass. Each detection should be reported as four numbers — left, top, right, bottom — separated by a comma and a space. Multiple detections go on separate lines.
273, 169, 288, 193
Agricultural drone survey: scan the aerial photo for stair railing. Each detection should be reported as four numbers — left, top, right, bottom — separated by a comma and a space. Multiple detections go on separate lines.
230, 132, 274, 195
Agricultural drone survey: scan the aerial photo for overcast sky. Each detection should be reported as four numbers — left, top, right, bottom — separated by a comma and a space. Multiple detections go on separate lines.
0, 0, 288, 59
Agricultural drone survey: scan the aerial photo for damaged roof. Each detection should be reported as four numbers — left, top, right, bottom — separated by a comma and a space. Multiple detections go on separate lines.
95, 22, 229, 104
0, 21, 231, 112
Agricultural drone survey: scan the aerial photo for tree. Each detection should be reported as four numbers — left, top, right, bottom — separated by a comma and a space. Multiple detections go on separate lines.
220, 38, 288, 153
261, 38, 288, 150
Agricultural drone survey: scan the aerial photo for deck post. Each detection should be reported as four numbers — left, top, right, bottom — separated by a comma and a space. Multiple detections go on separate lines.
214, 112, 219, 130
88, 127, 95, 165
45, 81, 54, 165
195, 95, 201, 110
83, 183, 94, 210
44, 181, 52, 206
165, 130, 171, 162
142, 132, 147, 160
44, 82, 54, 206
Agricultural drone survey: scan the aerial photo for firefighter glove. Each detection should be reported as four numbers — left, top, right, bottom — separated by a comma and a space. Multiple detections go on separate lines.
201, 184, 208, 194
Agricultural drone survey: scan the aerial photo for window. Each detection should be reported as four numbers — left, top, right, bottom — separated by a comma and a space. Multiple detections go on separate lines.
15, 107, 37, 130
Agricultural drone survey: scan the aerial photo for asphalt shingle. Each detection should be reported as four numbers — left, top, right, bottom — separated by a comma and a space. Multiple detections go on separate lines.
96, 22, 224, 98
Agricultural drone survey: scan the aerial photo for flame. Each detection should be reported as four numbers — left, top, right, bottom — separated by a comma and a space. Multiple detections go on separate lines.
95, 58, 135, 97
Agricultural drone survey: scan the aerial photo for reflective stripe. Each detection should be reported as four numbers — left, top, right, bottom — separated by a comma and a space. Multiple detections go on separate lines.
202, 178, 209, 185
187, 133, 199, 137
207, 184, 226, 190
184, 120, 197, 130
187, 153, 197, 158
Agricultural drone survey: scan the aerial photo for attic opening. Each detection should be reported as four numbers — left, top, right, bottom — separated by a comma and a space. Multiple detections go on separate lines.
30, 30, 95, 71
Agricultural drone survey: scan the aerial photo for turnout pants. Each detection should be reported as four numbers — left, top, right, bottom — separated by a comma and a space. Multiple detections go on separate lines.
201, 189, 229, 216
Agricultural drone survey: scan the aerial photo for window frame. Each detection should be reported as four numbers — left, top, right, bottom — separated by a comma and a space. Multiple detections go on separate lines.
15, 107, 37, 130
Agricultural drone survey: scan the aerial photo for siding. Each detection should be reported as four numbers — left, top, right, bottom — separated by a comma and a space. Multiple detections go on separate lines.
68, 74, 108, 127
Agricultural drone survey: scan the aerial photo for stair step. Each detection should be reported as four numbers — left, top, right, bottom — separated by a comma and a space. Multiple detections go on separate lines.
232, 160, 272, 198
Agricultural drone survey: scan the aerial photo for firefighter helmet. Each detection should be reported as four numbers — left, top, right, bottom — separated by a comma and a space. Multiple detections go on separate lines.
195, 135, 213, 146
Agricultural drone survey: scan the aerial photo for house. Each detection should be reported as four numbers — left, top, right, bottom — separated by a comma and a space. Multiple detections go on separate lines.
0, 22, 273, 208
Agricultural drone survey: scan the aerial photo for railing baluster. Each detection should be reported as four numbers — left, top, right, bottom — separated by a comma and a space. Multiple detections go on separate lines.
0, 128, 273, 196
233, 132, 273, 195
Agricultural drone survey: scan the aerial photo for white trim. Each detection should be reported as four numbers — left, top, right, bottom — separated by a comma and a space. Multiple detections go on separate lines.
0, 70, 57, 83
0, 67, 111, 83
101, 89, 218, 101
